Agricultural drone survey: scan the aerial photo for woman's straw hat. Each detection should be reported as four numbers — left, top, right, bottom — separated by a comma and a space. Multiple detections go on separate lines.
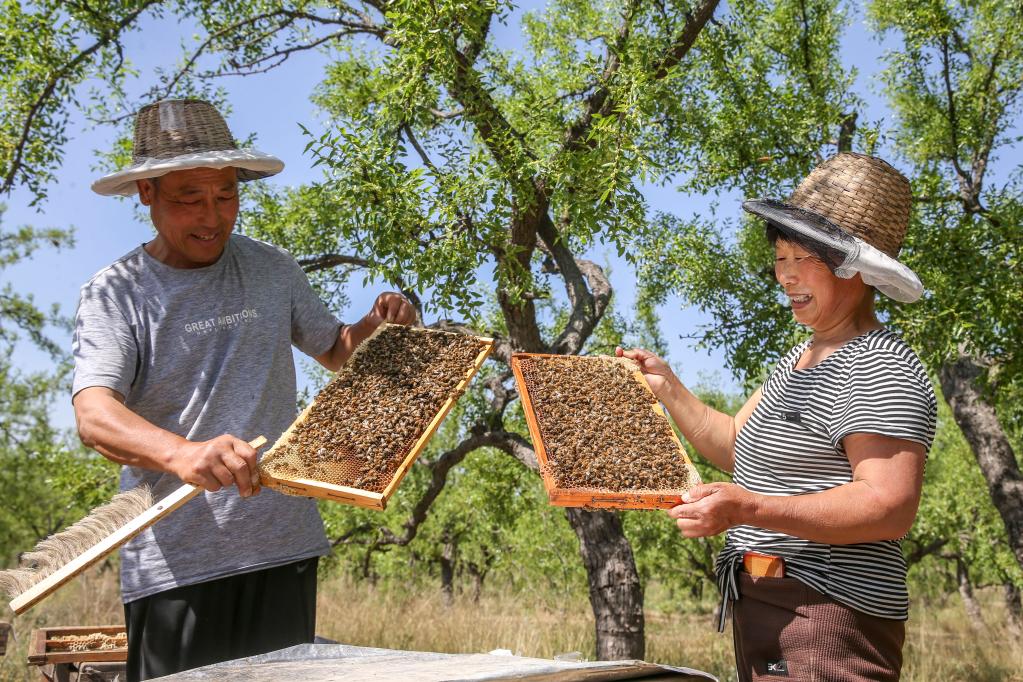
743, 152, 923, 303
92, 99, 283, 196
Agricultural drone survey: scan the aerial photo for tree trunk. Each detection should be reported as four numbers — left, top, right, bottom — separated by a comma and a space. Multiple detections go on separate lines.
939, 355, 1023, 574
564, 508, 644, 660
1005, 581, 1022, 640
440, 537, 455, 607
955, 557, 985, 632
468, 564, 486, 604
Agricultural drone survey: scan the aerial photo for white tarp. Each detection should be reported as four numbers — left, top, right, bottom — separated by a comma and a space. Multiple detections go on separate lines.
154, 643, 717, 682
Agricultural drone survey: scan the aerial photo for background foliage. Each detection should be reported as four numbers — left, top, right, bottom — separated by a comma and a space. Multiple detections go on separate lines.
0, 0, 1021, 673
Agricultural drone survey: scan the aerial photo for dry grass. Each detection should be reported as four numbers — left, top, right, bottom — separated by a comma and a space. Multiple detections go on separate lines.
1, 566, 1020, 681
0, 563, 122, 682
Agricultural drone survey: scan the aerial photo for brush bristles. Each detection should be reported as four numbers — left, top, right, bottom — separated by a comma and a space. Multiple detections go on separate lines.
0, 486, 154, 600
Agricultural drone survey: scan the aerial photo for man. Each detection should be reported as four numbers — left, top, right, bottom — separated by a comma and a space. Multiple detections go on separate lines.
74, 98, 415, 681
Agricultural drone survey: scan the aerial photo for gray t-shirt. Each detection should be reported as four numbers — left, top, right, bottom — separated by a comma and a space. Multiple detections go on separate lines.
72, 234, 339, 603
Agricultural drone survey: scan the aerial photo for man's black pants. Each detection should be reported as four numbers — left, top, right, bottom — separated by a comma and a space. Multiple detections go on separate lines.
123, 557, 318, 681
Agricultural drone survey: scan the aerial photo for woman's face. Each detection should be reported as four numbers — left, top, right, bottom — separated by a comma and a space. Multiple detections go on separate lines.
774, 238, 870, 330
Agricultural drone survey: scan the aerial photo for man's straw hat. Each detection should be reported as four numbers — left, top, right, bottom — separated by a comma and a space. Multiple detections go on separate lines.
743, 152, 923, 303
92, 98, 283, 196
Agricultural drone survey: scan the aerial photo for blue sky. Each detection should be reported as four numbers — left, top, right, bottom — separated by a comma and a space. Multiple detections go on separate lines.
0, 2, 962, 428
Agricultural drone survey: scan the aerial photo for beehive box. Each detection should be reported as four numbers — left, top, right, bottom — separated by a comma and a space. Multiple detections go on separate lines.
28, 626, 127, 665
259, 324, 493, 510
511, 353, 701, 509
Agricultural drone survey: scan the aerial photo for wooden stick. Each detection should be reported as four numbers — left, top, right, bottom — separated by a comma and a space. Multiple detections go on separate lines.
10, 436, 266, 615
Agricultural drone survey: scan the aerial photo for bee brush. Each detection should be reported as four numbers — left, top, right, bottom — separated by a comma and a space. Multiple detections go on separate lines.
0, 436, 266, 615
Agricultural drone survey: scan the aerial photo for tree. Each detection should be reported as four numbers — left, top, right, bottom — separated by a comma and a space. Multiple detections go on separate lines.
636, 0, 1023, 586
144, 0, 732, 659
904, 398, 1022, 634
0, 0, 913, 659
868, 0, 1023, 580
0, 207, 118, 565
0, 1, 166, 204
634, 0, 860, 382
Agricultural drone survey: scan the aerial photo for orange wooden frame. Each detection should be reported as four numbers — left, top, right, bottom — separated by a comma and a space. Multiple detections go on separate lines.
511, 353, 700, 510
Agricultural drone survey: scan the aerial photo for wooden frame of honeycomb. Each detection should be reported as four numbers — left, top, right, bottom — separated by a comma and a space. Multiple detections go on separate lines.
259, 324, 494, 510
28, 626, 127, 665
511, 353, 701, 510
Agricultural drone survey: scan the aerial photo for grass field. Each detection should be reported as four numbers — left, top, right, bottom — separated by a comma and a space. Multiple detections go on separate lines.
2, 567, 1020, 681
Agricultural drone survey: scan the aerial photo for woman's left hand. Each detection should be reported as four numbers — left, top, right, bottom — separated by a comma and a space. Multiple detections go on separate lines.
667, 482, 754, 538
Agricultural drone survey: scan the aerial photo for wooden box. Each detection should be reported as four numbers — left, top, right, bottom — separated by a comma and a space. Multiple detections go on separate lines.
28, 626, 127, 665
511, 353, 700, 509
259, 325, 494, 510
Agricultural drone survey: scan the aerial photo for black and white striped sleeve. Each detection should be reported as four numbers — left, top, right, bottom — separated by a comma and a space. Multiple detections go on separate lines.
829, 346, 937, 452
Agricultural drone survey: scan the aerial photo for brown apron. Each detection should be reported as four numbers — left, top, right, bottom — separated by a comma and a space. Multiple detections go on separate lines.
731, 572, 905, 681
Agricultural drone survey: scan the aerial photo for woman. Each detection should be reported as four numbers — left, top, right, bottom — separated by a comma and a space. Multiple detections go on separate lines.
620, 153, 937, 681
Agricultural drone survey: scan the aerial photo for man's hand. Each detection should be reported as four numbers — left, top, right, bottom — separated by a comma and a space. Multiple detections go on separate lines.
366, 292, 417, 327
316, 292, 417, 372
666, 482, 754, 538
615, 346, 679, 401
170, 435, 260, 497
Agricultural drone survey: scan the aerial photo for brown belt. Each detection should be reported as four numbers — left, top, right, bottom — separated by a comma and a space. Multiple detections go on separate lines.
743, 551, 785, 578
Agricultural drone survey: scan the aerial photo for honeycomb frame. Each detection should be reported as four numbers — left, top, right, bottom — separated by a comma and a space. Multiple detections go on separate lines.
511, 352, 701, 510
259, 324, 494, 510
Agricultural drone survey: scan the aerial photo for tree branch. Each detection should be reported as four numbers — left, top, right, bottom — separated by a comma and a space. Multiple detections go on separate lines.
836, 111, 857, 152
446, 47, 536, 192
797, 0, 817, 94
206, 27, 373, 78
460, 5, 494, 64
561, 0, 641, 152
429, 107, 465, 120
330, 523, 375, 548
651, 0, 721, 79
560, 0, 719, 156
484, 371, 516, 417
2, 0, 162, 194
537, 215, 613, 355
97, 9, 387, 122
401, 123, 440, 173
905, 537, 949, 566
297, 253, 373, 273
970, 34, 1007, 203
371, 428, 537, 550
940, 34, 973, 203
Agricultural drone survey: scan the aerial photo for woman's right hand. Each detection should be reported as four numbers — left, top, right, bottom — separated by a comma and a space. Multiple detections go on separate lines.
615, 347, 679, 401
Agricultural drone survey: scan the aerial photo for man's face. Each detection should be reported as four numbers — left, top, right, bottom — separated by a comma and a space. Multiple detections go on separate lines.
137, 167, 240, 268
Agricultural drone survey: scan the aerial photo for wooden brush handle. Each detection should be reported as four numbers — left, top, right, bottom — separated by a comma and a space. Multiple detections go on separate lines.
10, 436, 267, 615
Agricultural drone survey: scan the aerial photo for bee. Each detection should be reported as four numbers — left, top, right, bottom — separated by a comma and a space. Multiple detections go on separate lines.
523, 354, 694, 494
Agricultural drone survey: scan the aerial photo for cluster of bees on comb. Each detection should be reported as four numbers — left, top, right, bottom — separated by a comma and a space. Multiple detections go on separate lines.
518, 355, 693, 492
263, 325, 486, 492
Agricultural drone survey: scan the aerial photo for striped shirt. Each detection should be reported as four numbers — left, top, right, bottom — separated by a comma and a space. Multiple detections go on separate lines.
715, 328, 937, 624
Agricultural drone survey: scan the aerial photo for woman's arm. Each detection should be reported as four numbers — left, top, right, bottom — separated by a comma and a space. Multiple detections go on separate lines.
617, 347, 761, 473
668, 432, 926, 544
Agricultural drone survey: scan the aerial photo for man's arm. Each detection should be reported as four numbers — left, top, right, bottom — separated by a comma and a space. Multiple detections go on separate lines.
315, 292, 417, 372
74, 386, 260, 496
